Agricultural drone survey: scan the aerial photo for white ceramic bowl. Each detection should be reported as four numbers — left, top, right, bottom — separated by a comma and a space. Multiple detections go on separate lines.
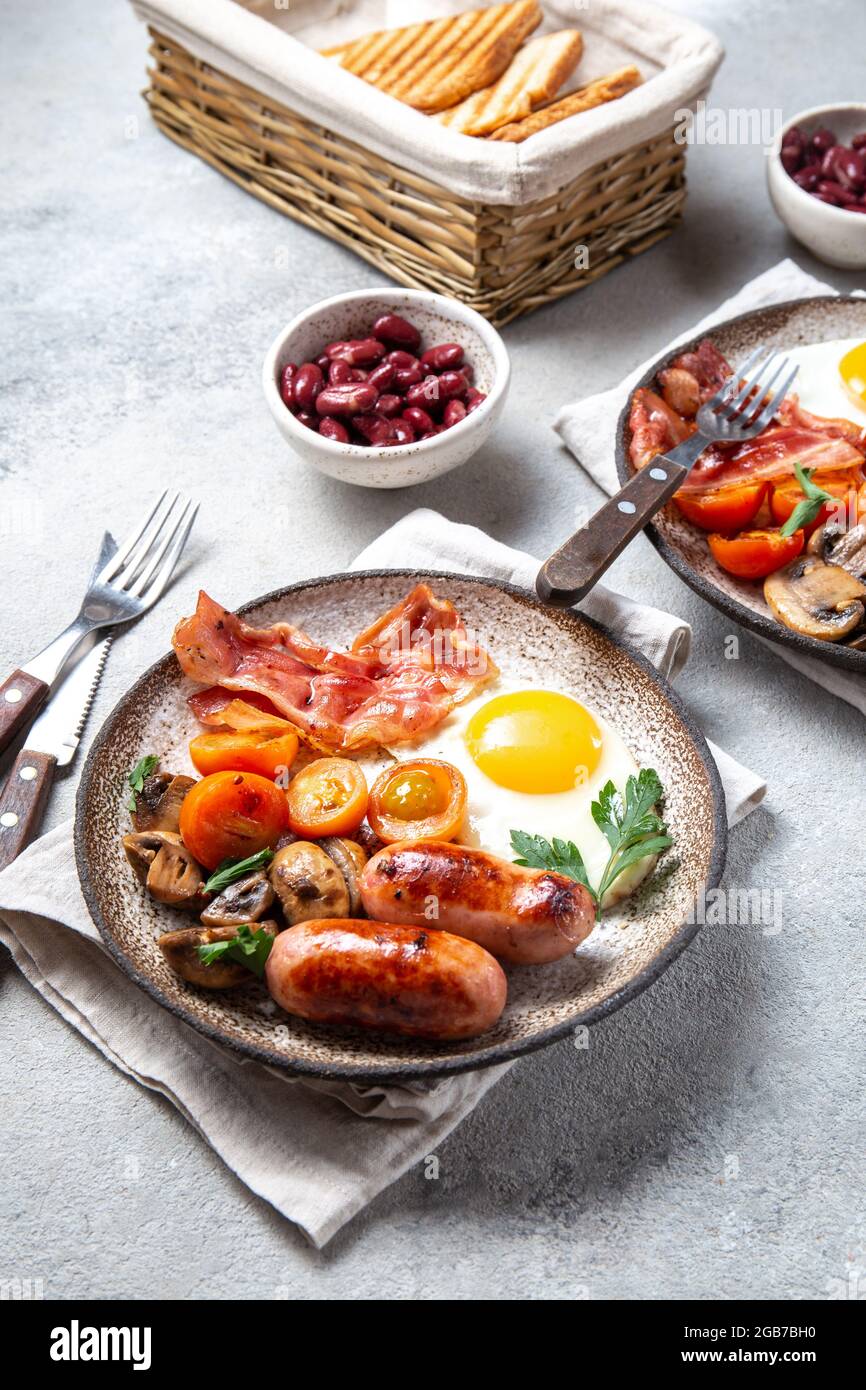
262, 288, 510, 488
767, 103, 866, 270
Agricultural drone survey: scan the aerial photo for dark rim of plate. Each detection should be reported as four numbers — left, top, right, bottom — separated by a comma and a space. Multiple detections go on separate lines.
75, 569, 728, 1083
614, 295, 866, 674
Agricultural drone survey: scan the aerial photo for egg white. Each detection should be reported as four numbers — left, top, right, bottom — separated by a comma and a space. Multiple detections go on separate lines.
356, 680, 657, 909
780, 337, 866, 420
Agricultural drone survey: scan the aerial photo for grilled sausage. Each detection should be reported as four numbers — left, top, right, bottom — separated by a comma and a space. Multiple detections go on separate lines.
359, 841, 595, 965
265, 918, 506, 1041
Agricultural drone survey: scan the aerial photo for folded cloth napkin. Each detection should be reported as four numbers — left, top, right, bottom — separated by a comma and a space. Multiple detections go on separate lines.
0, 513, 765, 1248
555, 257, 866, 716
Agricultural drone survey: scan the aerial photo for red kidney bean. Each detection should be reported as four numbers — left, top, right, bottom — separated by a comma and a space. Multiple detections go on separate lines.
402, 406, 434, 434
784, 125, 806, 150
809, 127, 837, 157
812, 191, 842, 206
318, 417, 350, 443
280, 363, 298, 406
820, 145, 848, 178
836, 149, 866, 191
315, 382, 379, 416
394, 365, 423, 391
390, 418, 416, 445
853, 133, 866, 150
353, 414, 397, 446
316, 354, 330, 374
368, 360, 397, 393
371, 314, 421, 351
376, 393, 403, 418
326, 338, 386, 366
406, 375, 443, 413
293, 362, 325, 411
780, 144, 802, 176
296, 411, 318, 430
329, 359, 355, 385
419, 429, 443, 440
461, 362, 475, 385
420, 343, 464, 372
817, 181, 849, 204
465, 388, 487, 414
443, 399, 467, 428
793, 164, 821, 190
437, 370, 468, 402
385, 350, 420, 371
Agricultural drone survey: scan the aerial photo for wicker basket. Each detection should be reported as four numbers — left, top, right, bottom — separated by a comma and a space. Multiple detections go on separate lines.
144, 27, 687, 326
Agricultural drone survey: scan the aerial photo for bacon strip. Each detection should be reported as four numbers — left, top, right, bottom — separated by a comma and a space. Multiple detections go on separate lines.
173, 585, 497, 752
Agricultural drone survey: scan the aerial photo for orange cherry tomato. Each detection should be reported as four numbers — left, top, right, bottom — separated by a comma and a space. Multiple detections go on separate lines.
708, 528, 804, 580
179, 771, 290, 870
286, 758, 368, 838
189, 728, 299, 781
674, 481, 767, 532
368, 758, 468, 844
769, 474, 859, 534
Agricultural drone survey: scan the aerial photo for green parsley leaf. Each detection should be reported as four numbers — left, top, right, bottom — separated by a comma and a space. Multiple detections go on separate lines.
203, 848, 275, 895
127, 755, 159, 813
196, 924, 274, 979
510, 829, 595, 898
779, 461, 834, 538
510, 769, 672, 922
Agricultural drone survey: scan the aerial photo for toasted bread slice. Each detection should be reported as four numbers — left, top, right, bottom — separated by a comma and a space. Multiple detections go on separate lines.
436, 29, 583, 136
322, 2, 542, 114
488, 65, 642, 141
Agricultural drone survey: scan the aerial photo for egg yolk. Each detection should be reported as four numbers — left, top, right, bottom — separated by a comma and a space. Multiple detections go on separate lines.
464, 691, 603, 794
839, 341, 866, 413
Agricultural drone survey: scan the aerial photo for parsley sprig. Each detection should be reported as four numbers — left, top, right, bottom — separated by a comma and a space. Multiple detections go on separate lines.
779, 461, 834, 538
511, 769, 672, 920
127, 755, 159, 813
203, 848, 275, 895
197, 924, 274, 978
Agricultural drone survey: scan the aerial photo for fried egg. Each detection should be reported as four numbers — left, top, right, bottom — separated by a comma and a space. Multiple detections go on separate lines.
782, 337, 866, 419
358, 681, 657, 909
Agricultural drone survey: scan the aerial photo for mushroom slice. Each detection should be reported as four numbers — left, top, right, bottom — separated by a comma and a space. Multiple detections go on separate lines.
200, 871, 275, 928
159, 920, 278, 989
122, 830, 208, 910
808, 521, 866, 579
131, 773, 196, 833
764, 555, 866, 642
319, 837, 368, 916
269, 842, 350, 925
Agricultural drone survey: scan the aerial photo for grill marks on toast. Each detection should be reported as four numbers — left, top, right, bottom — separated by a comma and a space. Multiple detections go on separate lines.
436, 29, 583, 136
489, 65, 642, 141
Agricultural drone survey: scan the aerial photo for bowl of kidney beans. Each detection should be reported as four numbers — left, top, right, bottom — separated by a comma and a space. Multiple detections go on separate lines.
263, 288, 510, 488
768, 104, 866, 269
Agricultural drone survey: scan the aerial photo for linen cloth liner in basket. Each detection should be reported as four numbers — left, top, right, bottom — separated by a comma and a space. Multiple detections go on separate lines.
129, 0, 724, 204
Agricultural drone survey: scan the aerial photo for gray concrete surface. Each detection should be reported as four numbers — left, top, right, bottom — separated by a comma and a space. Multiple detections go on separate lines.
1, 0, 864, 1300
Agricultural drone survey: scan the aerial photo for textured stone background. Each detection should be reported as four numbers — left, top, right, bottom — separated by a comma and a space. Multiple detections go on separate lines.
1, 0, 863, 1299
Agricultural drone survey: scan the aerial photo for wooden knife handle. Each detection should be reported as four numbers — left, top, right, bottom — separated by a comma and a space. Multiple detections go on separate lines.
0, 749, 57, 872
0, 670, 49, 757
536, 458, 691, 607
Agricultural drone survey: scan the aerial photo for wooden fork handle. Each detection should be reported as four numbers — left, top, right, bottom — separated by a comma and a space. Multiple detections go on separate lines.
0, 671, 49, 757
0, 749, 57, 872
537, 457, 693, 607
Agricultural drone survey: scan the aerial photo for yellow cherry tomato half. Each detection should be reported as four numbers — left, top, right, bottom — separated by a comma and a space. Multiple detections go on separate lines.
179, 770, 291, 871
286, 758, 368, 838
368, 758, 467, 844
189, 728, 299, 781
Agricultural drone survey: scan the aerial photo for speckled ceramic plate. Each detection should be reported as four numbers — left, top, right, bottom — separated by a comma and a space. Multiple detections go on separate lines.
75, 571, 726, 1083
616, 296, 866, 673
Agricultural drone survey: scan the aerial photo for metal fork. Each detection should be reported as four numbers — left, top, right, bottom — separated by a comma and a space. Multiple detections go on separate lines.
0, 491, 199, 755
537, 346, 799, 607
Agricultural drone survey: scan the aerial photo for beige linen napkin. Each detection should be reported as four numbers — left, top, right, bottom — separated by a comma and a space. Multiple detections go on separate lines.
554, 258, 866, 715
0, 513, 765, 1247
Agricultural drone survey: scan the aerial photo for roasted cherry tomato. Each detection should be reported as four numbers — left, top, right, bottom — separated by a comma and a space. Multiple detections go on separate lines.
189, 728, 299, 781
708, 528, 804, 580
674, 481, 767, 532
368, 758, 467, 844
286, 758, 368, 838
179, 771, 290, 870
769, 473, 859, 534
